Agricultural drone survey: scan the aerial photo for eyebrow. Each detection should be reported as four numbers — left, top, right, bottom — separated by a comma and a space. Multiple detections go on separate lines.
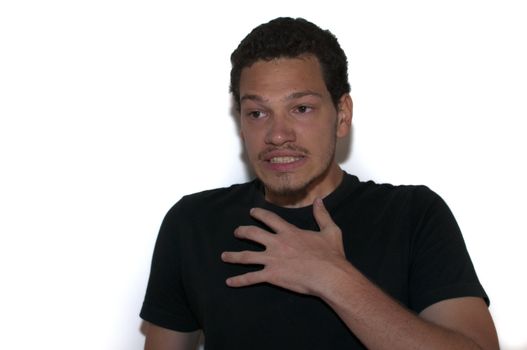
285, 91, 323, 100
240, 90, 323, 103
240, 94, 268, 103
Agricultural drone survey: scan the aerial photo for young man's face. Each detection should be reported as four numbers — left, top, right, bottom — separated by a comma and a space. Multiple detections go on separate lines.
239, 55, 352, 207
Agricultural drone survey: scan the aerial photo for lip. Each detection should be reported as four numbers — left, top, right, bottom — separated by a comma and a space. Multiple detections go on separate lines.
260, 151, 307, 172
261, 150, 306, 160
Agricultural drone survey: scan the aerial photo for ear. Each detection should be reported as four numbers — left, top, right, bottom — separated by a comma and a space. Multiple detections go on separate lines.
336, 94, 353, 138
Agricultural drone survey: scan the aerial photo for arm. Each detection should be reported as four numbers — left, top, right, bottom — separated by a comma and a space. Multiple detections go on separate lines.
144, 322, 200, 350
420, 297, 499, 349
321, 260, 498, 349
222, 199, 499, 349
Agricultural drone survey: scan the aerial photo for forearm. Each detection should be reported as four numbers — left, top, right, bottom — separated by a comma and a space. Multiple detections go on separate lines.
317, 262, 485, 350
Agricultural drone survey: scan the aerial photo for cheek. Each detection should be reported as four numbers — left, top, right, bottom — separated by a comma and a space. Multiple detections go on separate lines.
241, 131, 261, 158
302, 123, 332, 141
242, 125, 264, 143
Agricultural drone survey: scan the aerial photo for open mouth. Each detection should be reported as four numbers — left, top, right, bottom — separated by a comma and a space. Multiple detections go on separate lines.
269, 156, 304, 164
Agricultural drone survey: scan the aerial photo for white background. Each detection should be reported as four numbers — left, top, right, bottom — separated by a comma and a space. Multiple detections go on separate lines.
1, 1, 526, 349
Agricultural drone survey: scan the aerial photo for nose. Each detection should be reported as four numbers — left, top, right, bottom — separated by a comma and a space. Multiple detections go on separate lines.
264, 115, 296, 146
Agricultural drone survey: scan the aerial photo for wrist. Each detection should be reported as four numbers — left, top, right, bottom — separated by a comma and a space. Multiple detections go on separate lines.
310, 258, 359, 300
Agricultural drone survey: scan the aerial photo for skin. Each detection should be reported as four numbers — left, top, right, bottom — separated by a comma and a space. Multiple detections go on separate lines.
238, 55, 352, 208
144, 323, 200, 350
145, 55, 499, 349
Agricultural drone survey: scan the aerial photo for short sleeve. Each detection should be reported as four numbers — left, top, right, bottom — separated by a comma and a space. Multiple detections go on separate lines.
140, 201, 200, 331
408, 187, 489, 313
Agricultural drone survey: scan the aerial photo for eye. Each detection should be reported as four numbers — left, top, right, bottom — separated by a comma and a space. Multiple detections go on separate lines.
294, 105, 313, 114
246, 110, 267, 119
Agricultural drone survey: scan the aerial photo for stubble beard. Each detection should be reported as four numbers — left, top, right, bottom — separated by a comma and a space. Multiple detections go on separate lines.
256, 130, 338, 203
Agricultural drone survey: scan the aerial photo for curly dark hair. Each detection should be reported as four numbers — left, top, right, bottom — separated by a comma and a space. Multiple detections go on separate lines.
230, 17, 350, 111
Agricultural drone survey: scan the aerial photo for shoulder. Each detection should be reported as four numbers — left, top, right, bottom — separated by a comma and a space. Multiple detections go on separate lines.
349, 174, 442, 209
338, 175, 453, 232
163, 180, 258, 222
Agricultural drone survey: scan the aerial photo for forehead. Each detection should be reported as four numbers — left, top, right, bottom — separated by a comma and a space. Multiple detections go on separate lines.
239, 55, 329, 99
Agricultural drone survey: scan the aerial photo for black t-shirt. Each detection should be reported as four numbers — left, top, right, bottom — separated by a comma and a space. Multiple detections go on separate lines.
140, 173, 488, 349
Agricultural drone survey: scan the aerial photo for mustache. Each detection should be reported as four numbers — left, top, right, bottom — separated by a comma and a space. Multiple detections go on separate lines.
257, 144, 310, 160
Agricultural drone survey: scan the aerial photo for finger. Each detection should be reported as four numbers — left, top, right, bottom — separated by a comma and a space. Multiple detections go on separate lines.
226, 270, 267, 287
221, 250, 266, 265
249, 207, 296, 233
234, 225, 275, 246
312, 198, 337, 231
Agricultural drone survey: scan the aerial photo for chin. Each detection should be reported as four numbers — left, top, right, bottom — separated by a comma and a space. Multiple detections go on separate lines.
259, 172, 313, 197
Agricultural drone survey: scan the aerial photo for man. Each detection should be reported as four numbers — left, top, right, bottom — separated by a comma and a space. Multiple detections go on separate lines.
140, 17, 498, 349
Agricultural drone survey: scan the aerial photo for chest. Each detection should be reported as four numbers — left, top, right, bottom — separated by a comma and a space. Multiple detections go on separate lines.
178, 209, 413, 348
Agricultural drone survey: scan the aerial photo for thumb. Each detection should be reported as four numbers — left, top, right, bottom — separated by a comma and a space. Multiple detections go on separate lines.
313, 198, 336, 232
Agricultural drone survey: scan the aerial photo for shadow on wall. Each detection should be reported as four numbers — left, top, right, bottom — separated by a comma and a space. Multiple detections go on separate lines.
229, 99, 354, 182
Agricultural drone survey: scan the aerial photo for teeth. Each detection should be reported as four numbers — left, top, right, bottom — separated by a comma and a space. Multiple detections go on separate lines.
270, 157, 302, 164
